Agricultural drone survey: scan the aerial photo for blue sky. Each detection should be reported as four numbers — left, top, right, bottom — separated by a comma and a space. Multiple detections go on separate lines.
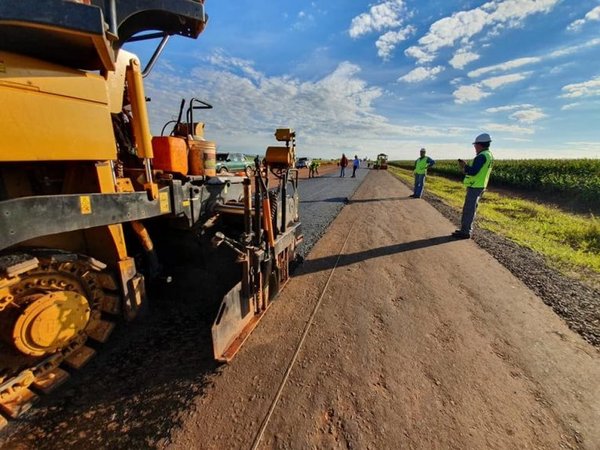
128, 1, 600, 160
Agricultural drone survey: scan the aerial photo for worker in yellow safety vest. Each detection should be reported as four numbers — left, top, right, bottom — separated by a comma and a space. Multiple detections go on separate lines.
410, 148, 435, 198
452, 133, 494, 239
309, 160, 320, 178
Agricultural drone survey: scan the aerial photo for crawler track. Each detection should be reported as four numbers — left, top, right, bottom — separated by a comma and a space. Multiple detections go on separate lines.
0, 251, 119, 424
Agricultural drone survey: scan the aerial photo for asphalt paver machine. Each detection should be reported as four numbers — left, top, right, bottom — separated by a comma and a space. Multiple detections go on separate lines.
0, 0, 301, 424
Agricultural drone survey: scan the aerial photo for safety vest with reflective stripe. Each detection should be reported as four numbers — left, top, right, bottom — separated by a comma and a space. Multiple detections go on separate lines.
464, 150, 494, 188
414, 157, 430, 175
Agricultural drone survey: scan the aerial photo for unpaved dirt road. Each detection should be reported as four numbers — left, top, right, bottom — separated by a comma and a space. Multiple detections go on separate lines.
167, 170, 600, 450
2, 168, 598, 449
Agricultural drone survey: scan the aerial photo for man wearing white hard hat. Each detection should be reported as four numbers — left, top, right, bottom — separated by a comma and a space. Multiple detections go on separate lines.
452, 133, 494, 239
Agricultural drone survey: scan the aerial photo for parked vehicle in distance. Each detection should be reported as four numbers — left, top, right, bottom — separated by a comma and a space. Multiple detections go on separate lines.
216, 152, 253, 174
296, 157, 311, 169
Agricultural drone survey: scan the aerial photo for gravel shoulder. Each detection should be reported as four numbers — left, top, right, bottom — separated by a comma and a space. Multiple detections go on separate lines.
166, 170, 600, 450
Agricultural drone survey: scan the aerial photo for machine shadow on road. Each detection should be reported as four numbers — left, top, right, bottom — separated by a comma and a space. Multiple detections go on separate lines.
298, 235, 454, 276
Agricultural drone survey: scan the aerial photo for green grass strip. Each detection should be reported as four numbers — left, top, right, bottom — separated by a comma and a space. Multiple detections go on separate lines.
389, 167, 600, 284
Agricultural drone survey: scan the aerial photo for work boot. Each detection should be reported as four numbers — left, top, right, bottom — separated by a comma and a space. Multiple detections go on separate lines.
451, 229, 471, 239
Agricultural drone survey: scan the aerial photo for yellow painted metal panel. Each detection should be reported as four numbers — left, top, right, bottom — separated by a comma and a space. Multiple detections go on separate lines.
0, 52, 116, 161
125, 59, 153, 159
106, 50, 136, 114
95, 162, 116, 193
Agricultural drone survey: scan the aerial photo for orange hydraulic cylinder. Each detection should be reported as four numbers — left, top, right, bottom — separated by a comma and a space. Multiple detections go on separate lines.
262, 197, 276, 248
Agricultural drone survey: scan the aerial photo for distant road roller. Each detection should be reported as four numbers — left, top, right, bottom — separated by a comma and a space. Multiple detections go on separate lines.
0, 0, 301, 424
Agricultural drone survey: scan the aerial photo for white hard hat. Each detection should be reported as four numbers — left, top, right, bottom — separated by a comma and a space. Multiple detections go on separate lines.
473, 133, 491, 144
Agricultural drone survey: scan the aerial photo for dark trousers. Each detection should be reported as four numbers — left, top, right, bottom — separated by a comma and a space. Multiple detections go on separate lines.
352, 166, 358, 177
461, 187, 485, 234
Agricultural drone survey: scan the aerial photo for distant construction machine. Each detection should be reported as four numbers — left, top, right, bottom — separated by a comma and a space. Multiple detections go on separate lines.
0, 0, 302, 423
375, 153, 389, 170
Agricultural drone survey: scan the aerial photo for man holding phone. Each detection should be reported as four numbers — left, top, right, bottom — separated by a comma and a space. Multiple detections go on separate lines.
452, 133, 494, 239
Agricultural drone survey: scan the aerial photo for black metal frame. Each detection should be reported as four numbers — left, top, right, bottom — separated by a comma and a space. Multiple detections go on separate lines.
0, 188, 172, 251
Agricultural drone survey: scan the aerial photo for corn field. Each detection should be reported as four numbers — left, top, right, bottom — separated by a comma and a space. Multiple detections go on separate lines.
390, 159, 600, 204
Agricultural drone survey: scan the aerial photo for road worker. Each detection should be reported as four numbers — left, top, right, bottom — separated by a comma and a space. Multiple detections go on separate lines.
452, 133, 494, 239
352, 155, 360, 177
410, 148, 435, 198
309, 159, 320, 178
340, 153, 348, 177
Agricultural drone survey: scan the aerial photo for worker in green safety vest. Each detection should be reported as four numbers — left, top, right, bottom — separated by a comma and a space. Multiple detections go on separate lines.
309, 159, 320, 178
410, 148, 435, 198
452, 133, 494, 239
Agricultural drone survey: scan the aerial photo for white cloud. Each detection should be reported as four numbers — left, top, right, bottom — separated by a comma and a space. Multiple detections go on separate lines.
398, 66, 444, 83
349, 0, 408, 38
453, 84, 490, 103
404, 46, 435, 64
561, 102, 582, 111
468, 57, 540, 78
405, 8, 488, 63
489, 0, 558, 24
565, 141, 600, 153
483, 122, 535, 135
376, 26, 415, 60
509, 107, 547, 123
480, 72, 530, 89
146, 54, 471, 159
449, 49, 480, 69
568, 19, 586, 31
549, 37, 600, 57
148, 56, 383, 137
453, 72, 530, 103
466, 39, 600, 79
503, 137, 532, 142
292, 10, 315, 30
484, 104, 546, 126
405, 0, 559, 64
207, 51, 262, 81
486, 104, 533, 113
560, 76, 600, 99
567, 6, 600, 31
